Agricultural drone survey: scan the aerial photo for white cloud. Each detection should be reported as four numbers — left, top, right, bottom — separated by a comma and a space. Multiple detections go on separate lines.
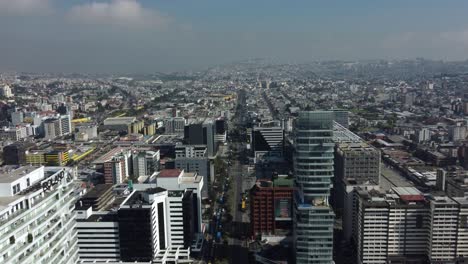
0, 0, 52, 15
68, 0, 171, 29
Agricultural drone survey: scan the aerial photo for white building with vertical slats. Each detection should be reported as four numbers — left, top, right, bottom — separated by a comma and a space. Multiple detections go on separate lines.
355, 187, 468, 264
75, 209, 120, 262
0, 165, 79, 264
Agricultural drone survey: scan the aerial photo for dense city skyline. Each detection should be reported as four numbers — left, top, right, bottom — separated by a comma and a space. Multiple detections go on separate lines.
1, 0, 468, 73
3, 2, 468, 264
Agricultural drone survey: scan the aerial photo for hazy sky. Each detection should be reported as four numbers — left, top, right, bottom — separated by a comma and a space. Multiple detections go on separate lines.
1, 0, 468, 73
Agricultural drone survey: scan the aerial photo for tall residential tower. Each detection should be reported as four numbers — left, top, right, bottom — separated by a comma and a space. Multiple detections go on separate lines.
293, 111, 335, 264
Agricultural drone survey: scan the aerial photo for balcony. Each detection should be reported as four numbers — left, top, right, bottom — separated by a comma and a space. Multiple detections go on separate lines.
0, 184, 74, 240
0, 192, 76, 263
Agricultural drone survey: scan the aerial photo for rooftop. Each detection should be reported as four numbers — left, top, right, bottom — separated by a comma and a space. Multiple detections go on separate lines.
92, 147, 126, 164
81, 184, 113, 200
159, 169, 182, 178
103, 116, 137, 124
152, 134, 184, 145
84, 213, 118, 222
333, 121, 363, 143
393, 187, 425, 202
168, 190, 185, 197
0, 165, 41, 184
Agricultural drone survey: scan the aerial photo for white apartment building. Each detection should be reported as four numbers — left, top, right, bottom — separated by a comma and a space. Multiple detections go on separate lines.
355, 187, 468, 264
75, 186, 194, 264
1, 84, 13, 98
449, 124, 467, 142
44, 115, 72, 139
132, 150, 160, 178
76, 211, 120, 262
163, 117, 186, 134
0, 165, 78, 264
0, 127, 25, 141
149, 169, 204, 233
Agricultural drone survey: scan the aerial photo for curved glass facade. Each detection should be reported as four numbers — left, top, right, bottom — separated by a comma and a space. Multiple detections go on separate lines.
293, 111, 335, 264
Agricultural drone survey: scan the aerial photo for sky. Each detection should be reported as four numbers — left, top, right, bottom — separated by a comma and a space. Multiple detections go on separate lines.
1, 0, 468, 73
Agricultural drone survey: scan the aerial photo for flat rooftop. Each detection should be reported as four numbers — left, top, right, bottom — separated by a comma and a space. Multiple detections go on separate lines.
380, 166, 414, 191
152, 134, 184, 145
123, 188, 166, 206
0, 195, 21, 208
92, 147, 126, 164
84, 213, 118, 222
81, 184, 113, 200
159, 169, 182, 178
0, 165, 41, 184
333, 121, 363, 143
179, 173, 202, 184
103, 116, 136, 124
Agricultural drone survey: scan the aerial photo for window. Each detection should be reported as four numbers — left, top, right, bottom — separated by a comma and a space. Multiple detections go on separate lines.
12, 184, 21, 195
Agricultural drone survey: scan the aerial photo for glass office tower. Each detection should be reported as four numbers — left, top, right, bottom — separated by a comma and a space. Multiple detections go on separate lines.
293, 111, 335, 264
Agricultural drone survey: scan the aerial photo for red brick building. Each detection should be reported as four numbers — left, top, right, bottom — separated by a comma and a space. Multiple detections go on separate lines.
249, 177, 294, 236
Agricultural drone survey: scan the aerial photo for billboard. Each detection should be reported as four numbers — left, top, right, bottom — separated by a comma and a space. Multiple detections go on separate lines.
275, 198, 292, 221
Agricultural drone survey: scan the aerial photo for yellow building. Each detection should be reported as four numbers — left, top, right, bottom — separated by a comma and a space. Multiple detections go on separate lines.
45, 150, 70, 166
71, 147, 96, 162
72, 117, 91, 123
143, 123, 157, 136
25, 151, 46, 165
127, 120, 145, 134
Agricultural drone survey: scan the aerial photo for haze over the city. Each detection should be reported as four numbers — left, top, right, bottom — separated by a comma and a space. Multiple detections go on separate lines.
1, 0, 468, 73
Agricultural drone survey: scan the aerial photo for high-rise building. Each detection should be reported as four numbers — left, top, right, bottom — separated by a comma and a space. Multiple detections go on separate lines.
0, 126, 26, 141
75, 185, 195, 263
10, 111, 23, 126
354, 187, 468, 264
175, 145, 209, 195
251, 126, 284, 162
184, 120, 217, 157
103, 152, 131, 184
151, 169, 204, 235
404, 92, 416, 106
164, 117, 186, 135
43, 115, 72, 139
355, 187, 430, 264
293, 111, 335, 264
332, 121, 382, 242
449, 124, 467, 142
44, 118, 60, 139
214, 118, 227, 143
59, 114, 72, 135
458, 144, 468, 169
118, 188, 167, 262
203, 120, 216, 157
93, 148, 132, 184
184, 123, 204, 145
0, 84, 13, 98
0, 166, 78, 264
414, 127, 431, 143
335, 143, 380, 185
332, 110, 349, 128
132, 150, 160, 178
